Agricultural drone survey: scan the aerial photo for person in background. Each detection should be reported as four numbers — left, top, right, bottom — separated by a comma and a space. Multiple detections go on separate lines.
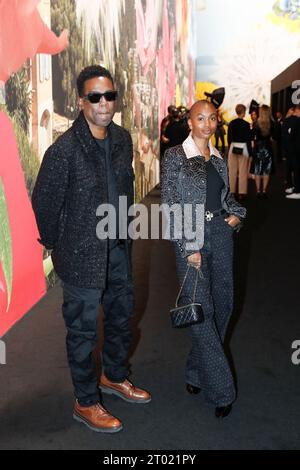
227, 104, 252, 202
160, 105, 177, 157
250, 110, 258, 131
286, 105, 300, 200
32, 65, 151, 434
248, 110, 259, 180
252, 104, 275, 199
274, 111, 283, 163
163, 106, 190, 151
282, 107, 297, 195
161, 99, 246, 419
214, 109, 227, 154
178, 106, 190, 128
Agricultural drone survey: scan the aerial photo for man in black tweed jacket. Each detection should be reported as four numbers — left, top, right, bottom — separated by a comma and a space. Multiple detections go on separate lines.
32, 65, 151, 433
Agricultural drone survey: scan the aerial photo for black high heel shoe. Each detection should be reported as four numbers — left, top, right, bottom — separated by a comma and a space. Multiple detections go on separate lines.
215, 404, 232, 418
186, 383, 201, 395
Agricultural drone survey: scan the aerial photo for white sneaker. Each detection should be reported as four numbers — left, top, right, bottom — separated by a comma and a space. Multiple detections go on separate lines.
285, 187, 294, 194
286, 193, 300, 199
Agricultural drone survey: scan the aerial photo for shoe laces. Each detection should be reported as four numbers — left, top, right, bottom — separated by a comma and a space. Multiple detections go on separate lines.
93, 403, 108, 417
124, 379, 135, 391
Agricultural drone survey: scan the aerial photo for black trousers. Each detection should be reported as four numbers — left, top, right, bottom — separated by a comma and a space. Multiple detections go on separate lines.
291, 151, 300, 193
62, 242, 134, 406
286, 150, 294, 189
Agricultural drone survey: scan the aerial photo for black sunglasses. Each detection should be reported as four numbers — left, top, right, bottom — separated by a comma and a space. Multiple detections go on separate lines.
83, 91, 118, 103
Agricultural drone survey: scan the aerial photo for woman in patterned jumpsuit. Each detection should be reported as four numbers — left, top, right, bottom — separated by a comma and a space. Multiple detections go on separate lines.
161, 100, 246, 418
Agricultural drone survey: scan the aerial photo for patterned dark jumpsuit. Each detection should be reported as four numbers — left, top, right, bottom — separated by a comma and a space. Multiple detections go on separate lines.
161, 136, 246, 407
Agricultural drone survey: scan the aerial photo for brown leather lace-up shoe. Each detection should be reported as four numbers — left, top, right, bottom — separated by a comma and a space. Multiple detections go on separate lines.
73, 401, 123, 433
99, 373, 151, 404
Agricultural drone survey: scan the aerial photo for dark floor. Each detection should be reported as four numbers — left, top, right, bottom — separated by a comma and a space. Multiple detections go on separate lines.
1, 169, 300, 450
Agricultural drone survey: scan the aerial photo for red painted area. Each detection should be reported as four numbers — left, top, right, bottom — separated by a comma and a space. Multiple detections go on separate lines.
0, 0, 68, 81
0, 112, 46, 336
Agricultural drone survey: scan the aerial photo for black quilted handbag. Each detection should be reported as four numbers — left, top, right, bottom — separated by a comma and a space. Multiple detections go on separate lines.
170, 266, 204, 328
232, 146, 243, 155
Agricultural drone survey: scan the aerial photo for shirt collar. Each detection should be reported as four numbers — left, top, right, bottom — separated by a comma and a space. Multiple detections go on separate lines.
182, 133, 222, 160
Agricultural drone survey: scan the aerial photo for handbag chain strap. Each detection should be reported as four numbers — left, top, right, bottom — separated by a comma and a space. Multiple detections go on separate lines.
175, 265, 204, 308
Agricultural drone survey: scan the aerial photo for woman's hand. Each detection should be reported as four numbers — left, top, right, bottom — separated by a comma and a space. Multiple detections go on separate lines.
225, 215, 241, 228
187, 252, 202, 270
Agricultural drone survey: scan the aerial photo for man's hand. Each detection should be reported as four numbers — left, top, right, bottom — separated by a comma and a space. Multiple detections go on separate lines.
224, 215, 240, 228
187, 252, 202, 270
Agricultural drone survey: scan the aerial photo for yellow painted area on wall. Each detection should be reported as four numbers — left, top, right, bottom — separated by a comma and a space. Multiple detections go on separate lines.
196, 81, 216, 101
267, 12, 300, 32
176, 84, 181, 107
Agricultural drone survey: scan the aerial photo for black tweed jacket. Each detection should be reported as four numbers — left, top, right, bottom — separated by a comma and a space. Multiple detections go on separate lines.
161, 136, 246, 258
32, 112, 134, 289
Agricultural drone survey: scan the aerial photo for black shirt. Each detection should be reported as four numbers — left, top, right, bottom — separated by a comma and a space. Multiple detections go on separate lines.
205, 159, 224, 212
95, 136, 119, 247
228, 118, 252, 156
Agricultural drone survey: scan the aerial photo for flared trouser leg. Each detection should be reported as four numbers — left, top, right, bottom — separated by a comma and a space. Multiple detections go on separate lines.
175, 216, 236, 407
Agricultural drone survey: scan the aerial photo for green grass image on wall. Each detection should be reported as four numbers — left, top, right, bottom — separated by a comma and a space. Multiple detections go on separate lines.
0, 177, 13, 312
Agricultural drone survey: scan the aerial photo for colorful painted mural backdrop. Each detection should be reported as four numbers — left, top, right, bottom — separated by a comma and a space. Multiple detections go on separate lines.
195, 0, 300, 119
0, 0, 69, 337
0, 0, 195, 336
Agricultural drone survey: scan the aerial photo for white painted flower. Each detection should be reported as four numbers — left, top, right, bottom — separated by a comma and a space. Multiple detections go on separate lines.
75, 0, 125, 71
215, 23, 300, 116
